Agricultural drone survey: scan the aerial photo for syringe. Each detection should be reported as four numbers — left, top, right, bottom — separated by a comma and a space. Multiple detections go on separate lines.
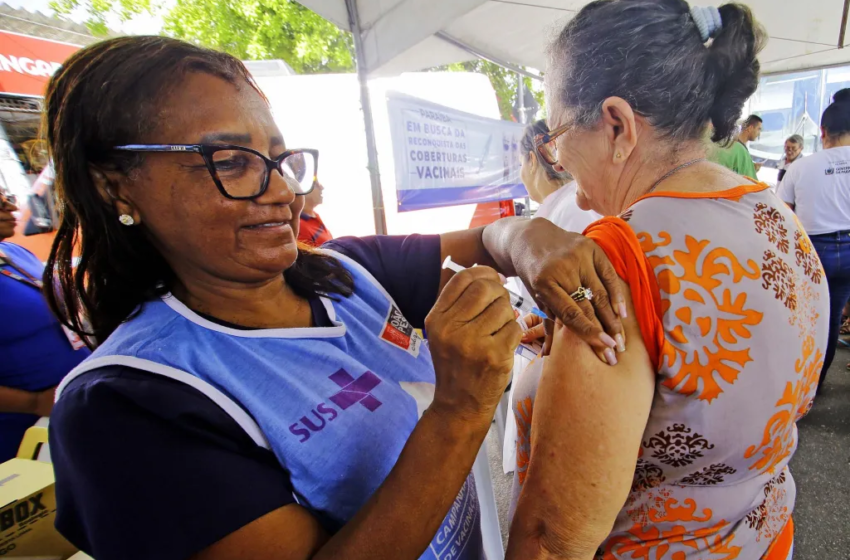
442, 256, 548, 320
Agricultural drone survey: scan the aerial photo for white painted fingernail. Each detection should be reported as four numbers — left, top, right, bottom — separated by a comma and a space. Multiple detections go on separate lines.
599, 333, 617, 348
604, 348, 618, 366
618, 301, 628, 319
498, 273, 508, 285
615, 333, 626, 353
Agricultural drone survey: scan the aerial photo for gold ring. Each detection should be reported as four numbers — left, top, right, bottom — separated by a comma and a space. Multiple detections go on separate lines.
570, 287, 593, 303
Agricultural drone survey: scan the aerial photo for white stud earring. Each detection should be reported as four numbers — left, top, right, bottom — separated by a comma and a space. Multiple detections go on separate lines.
119, 214, 135, 226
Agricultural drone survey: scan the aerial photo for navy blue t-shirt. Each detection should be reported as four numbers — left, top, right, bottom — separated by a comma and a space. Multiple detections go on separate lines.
49, 235, 442, 560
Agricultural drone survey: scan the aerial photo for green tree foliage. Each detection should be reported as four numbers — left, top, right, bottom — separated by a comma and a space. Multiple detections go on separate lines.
50, 0, 542, 118
50, 0, 355, 74
50, 0, 151, 37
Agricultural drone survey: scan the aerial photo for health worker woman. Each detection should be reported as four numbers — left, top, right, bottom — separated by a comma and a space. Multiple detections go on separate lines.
44, 36, 625, 560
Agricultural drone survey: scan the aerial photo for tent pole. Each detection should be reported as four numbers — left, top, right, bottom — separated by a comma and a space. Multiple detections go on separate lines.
517, 72, 531, 217
346, 0, 388, 235
841, 0, 850, 48
517, 72, 526, 123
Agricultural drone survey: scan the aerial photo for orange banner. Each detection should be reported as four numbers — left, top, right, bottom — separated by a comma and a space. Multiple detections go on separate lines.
0, 31, 80, 97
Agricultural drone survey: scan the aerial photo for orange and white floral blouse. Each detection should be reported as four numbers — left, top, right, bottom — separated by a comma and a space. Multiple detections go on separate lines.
511, 183, 827, 559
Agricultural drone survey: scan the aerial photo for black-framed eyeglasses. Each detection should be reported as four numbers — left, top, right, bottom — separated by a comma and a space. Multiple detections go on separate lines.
113, 144, 319, 200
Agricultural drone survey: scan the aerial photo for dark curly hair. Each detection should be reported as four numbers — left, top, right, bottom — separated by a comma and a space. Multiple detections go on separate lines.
547, 0, 766, 144
42, 36, 353, 347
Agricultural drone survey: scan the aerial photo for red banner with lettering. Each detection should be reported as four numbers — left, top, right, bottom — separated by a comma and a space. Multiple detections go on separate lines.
0, 31, 80, 97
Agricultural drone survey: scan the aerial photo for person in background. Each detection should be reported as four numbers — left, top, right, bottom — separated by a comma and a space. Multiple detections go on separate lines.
24, 162, 57, 235
776, 134, 804, 184
520, 120, 568, 207
32, 162, 55, 195
739, 114, 764, 147
518, 120, 600, 342
779, 88, 850, 392
298, 180, 332, 246
507, 2, 822, 559
520, 119, 600, 232
710, 114, 762, 179
0, 190, 89, 462
506, 121, 602, 478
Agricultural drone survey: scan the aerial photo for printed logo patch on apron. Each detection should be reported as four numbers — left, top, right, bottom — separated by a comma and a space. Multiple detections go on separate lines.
380, 304, 422, 357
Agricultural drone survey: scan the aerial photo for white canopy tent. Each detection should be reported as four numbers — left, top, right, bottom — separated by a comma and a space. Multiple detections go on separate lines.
300, 0, 850, 233
303, 0, 850, 78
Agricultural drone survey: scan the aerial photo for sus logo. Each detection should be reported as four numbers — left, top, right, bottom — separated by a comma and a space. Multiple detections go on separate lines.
329, 369, 383, 411
288, 369, 383, 443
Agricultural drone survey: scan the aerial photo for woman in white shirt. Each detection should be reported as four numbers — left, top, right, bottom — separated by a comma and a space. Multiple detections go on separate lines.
520, 120, 600, 233
516, 121, 600, 343
779, 89, 850, 392
520, 120, 568, 205
505, 121, 601, 463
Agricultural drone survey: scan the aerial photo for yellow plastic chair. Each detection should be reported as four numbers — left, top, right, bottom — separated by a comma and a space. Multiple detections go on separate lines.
16, 425, 49, 461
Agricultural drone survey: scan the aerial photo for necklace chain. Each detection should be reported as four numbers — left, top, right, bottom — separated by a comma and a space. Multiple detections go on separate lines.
646, 158, 707, 195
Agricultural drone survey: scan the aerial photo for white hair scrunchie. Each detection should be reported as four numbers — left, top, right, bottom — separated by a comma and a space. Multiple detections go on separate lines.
690, 5, 723, 42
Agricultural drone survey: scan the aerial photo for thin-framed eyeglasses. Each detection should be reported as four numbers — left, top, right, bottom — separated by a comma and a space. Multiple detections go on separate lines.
113, 144, 319, 200
533, 122, 570, 166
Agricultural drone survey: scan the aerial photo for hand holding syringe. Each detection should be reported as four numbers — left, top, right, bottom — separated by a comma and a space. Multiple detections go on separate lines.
442, 256, 548, 321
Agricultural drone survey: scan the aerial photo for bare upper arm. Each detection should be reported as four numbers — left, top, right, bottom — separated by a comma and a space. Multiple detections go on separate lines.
507, 281, 655, 560
193, 503, 327, 560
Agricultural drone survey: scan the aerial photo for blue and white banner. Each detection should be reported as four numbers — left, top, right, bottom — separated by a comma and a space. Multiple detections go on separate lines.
387, 92, 527, 212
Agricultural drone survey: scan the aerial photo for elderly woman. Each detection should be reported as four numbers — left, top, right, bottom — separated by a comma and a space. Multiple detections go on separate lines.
508, 2, 827, 560
43, 37, 624, 560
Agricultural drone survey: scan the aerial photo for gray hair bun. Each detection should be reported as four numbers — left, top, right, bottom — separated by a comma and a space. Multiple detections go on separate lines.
691, 5, 723, 42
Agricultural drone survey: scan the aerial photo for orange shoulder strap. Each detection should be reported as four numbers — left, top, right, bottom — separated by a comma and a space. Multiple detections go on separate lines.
584, 217, 665, 370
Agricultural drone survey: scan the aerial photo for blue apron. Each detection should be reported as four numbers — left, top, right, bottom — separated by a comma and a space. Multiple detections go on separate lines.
56, 251, 484, 559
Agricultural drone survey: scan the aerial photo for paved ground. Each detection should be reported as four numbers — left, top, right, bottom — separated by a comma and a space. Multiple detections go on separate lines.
487, 347, 850, 557
789, 347, 850, 558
